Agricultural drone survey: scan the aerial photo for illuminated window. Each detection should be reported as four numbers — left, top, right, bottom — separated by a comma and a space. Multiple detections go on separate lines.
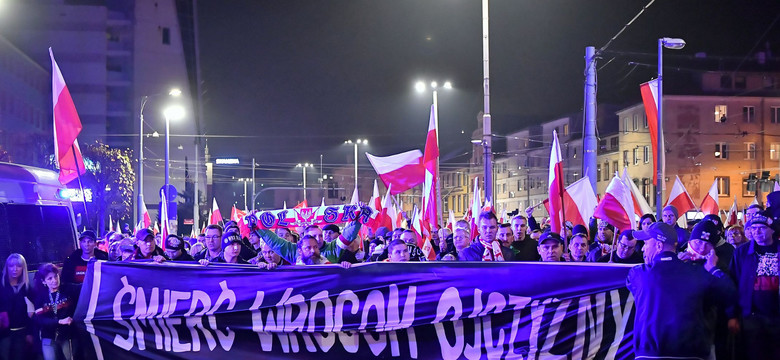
716, 177, 730, 196
715, 105, 727, 123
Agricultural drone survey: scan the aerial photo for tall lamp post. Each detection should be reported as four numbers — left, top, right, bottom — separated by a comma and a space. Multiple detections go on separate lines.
655, 37, 685, 215
344, 139, 367, 197
162, 105, 185, 219
137, 88, 180, 224
296, 163, 314, 203
415, 80, 452, 226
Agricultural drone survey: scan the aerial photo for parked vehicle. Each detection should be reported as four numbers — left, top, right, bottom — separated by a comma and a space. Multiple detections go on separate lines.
0, 162, 78, 269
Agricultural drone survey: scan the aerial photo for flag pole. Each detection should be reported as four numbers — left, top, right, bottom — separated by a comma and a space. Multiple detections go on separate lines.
72, 144, 90, 229
609, 228, 618, 263
559, 173, 568, 250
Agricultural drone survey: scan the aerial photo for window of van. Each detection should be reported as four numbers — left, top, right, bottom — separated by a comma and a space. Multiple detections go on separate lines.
0, 204, 77, 268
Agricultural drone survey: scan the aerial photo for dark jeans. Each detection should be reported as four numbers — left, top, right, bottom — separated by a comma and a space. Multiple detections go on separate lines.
0, 328, 32, 360
741, 314, 780, 360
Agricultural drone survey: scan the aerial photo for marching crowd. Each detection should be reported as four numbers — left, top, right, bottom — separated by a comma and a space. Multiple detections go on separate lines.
0, 197, 777, 360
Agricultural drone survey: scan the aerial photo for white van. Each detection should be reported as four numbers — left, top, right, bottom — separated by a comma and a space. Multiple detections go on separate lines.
0, 162, 78, 268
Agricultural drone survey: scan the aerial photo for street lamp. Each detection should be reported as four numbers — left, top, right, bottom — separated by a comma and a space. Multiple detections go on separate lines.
655, 37, 685, 215
415, 79, 452, 225
162, 104, 185, 217
137, 88, 180, 225
296, 163, 314, 203
344, 139, 368, 196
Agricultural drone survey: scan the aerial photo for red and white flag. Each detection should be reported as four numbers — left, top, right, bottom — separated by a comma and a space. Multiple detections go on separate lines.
593, 176, 636, 231
160, 189, 170, 249
665, 176, 695, 215
622, 168, 653, 217
209, 198, 222, 225
700, 179, 720, 215
447, 210, 456, 231
294, 200, 307, 209
548, 130, 565, 234
366, 150, 425, 195
726, 196, 739, 226
499, 208, 508, 224
469, 180, 482, 240
373, 184, 394, 230
349, 186, 359, 205
563, 176, 599, 226
422, 105, 440, 233
640, 79, 664, 186
50, 48, 86, 185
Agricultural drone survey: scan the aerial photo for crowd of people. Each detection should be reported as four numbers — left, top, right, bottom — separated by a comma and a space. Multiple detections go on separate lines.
0, 197, 777, 360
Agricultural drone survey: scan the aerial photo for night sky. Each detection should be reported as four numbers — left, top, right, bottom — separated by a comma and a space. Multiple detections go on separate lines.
197, 0, 780, 184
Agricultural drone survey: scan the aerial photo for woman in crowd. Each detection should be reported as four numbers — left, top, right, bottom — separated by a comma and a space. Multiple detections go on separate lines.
725, 225, 748, 248
0, 254, 33, 359
32, 264, 74, 360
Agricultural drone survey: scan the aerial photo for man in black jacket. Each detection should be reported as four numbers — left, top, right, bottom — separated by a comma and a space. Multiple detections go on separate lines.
627, 222, 736, 360
61, 230, 108, 286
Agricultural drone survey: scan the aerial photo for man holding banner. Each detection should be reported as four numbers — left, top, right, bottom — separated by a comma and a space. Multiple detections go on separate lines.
628, 222, 736, 360
252, 214, 363, 266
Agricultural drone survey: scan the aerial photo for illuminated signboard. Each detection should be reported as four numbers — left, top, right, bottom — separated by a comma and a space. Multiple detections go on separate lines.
215, 158, 240, 165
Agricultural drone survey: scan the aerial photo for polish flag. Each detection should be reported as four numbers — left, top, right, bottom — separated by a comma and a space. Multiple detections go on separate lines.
499, 208, 508, 224
160, 189, 170, 249
135, 202, 152, 231
367, 180, 381, 228
233, 207, 249, 239
350, 186, 359, 205
366, 150, 425, 195
422, 105, 440, 233
469, 180, 482, 240
209, 198, 222, 225
640, 79, 664, 186
548, 130, 565, 234
50, 49, 86, 185
230, 205, 239, 222
665, 176, 695, 215
294, 200, 307, 209
153, 222, 159, 235
563, 176, 599, 226
373, 184, 394, 230
593, 176, 636, 231
447, 210, 456, 231
411, 207, 436, 260
700, 179, 720, 215
622, 168, 653, 217
726, 196, 739, 226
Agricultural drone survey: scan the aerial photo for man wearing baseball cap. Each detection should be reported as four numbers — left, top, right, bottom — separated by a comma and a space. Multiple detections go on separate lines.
127, 229, 168, 262
165, 235, 194, 262
537, 232, 564, 262
727, 212, 780, 359
627, 222, 736, 359
62, 230, 108, 286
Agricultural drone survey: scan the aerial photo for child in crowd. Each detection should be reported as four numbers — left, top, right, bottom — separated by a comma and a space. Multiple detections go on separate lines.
32, 264, 74, 360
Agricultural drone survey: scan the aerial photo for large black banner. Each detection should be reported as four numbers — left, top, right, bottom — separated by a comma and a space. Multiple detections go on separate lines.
75, 261, 636, 359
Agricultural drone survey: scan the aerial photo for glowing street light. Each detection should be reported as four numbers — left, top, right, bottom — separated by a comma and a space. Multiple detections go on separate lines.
137, 87, 180, 225
344, 139, 368, 196
296, 163, 314, 203
162, 104, 185, 215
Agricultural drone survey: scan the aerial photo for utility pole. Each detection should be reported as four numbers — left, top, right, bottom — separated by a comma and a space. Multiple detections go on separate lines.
583, 46, 598, 194
481, 0, 493, 203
